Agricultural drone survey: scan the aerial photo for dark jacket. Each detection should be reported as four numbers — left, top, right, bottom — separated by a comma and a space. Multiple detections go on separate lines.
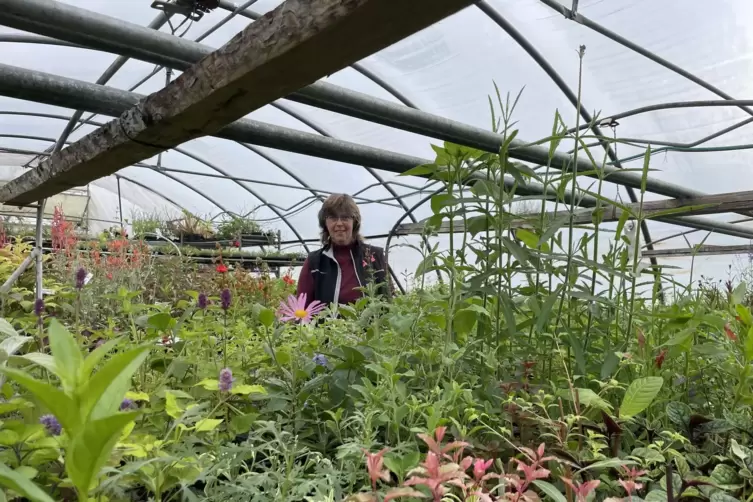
303, 240, 391, 306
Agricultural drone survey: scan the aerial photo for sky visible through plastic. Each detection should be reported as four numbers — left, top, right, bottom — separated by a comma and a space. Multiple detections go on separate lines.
1, 0, 753, 287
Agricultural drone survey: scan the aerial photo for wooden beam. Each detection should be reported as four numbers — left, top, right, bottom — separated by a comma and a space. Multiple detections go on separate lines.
0, 0, 472, 205
643, 245, 753, 258
396, 189, 753, 235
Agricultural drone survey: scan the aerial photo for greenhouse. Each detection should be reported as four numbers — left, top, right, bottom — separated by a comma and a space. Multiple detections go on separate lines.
0, 0, 752, 500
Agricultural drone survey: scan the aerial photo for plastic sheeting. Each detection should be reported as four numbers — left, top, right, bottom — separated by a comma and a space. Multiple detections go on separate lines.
1, 0, 753, 285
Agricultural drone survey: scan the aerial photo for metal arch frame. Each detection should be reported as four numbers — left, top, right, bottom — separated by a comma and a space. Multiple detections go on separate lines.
475, 1, 663, 285
168, 146, 312, 251
4, 2, 753, 285
0, 128, 313, 251
0, 2, 718, 208
0, 3, 434, 250
114, 174, 186, 212
215, 1, 420, 109
0, 133, 232, 213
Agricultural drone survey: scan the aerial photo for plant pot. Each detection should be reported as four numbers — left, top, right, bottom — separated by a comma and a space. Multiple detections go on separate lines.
181, 233, 208, 243
239, 232, 276, 246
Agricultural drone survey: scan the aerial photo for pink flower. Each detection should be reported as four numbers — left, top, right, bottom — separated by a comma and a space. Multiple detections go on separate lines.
277, 293, 326, 324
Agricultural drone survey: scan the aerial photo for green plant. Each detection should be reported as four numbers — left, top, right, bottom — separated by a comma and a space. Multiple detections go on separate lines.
0, 318, 150, 501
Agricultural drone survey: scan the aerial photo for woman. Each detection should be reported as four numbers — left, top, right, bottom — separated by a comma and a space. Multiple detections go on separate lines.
297, 194, 391, 307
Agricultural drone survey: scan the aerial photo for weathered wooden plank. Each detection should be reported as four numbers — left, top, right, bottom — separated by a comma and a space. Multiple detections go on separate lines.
0, 0, 473, 205
397, 189, 753, 235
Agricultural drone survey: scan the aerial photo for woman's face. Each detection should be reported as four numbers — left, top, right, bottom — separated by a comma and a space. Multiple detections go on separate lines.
326, 214, 354, 246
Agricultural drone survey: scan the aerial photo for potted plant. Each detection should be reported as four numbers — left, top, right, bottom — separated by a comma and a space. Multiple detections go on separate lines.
216, 215, 276, 246
167, 210, 215, 243
130, 211, 162, 240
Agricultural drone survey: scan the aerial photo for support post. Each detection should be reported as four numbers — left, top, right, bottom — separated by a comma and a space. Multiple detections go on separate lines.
34, 201, 45, 302
116, 175, 123, 229
0, 248, 39, 295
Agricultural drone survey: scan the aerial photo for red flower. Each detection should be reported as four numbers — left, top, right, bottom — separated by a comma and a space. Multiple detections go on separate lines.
234, 240, 240, 248
655, 349, 667, 369
282, 275, 295, 285
724, 323, 738, 341
106, 272, 113, 280
216, 264, 228, 273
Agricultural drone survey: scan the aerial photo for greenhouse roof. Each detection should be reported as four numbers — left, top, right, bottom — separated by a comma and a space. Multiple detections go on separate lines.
2, 0, 753, 286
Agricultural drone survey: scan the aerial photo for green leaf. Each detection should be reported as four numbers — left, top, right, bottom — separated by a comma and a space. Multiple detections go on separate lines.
258, 308, 275, 328
0, 463, 54, 502
735, 304, 752, 327
535, 288, 560, 334
66, 411, 139, 497
401, 163, 436, 177
565, 332, 587, 376
0, 337, 31, 359
14, 353, 57, 376
194, 418, 223, 432
615, 209, 631, 242
0, 367, 79, 432
165, 391, 183, 419
732, 282, 747, 307
516, 229, 543, 251
0, 319, 19, 339
532, 480, 567, 502
711, 464, 741, 486
645, 490, 667, 502
47, 319, 83, 392
577, 458, 634, 473
79, 346, 150, 421
80, 338, 121, 380
231, 384, 266, 396
147, 313, 174, 331
572, 388, 612, 412
194, 379, 219, 391
501, 236, 530, 266
662, 329, 694, 348
710, 492, 740, 502
453, 305, 490, 336
620, 377, 663, 417
666, 402, 691, 428
631, 447, 665, 464
125, 391, 150, 402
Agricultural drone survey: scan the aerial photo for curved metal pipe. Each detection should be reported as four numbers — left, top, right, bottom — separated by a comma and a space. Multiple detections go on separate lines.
171, 147, 311, 252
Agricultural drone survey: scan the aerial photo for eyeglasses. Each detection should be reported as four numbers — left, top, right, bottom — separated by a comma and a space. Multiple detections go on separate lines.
326, 215, 354, 223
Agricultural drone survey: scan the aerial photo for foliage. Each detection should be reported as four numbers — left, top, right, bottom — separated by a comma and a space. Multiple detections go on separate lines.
0, 89, 750, 502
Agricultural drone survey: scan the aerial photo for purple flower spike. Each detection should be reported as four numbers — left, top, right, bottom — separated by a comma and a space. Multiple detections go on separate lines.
75, 267, 86, 290
33, 298, 44, 317
40, 414, 62, 436
219, 368, 234, 393
120, 398, 135, 411
220, 288, 231, 311
198, 293, 208, 309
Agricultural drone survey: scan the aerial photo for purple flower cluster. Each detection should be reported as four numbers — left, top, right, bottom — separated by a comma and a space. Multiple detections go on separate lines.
313, 353, 328, 367
219, 368, 234, 393
198, 293, 208, 309
75, 267, 87, 290
120, 398, 135, 411
33, 298, 44, 317
40, 414, 61, 436
220, 288, 231, 311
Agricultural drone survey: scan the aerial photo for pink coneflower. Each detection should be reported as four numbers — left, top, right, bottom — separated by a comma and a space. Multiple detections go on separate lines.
277, 293, 326, 324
